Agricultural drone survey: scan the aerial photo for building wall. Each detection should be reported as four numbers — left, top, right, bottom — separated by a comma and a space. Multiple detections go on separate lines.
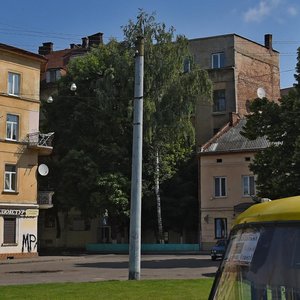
0, 47, 44, 259
199, 152, 256, 250
234, 35, 280, 115
189, 34, 280, 146
189, 35, 236, 145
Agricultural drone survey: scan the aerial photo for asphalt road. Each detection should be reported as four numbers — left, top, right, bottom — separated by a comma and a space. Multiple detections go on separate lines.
0, 254, 220, 286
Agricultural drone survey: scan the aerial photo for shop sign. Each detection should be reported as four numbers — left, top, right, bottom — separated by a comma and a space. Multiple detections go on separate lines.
0, 208, 26, 216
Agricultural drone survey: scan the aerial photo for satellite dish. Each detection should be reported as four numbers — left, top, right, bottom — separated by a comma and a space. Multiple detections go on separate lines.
38, 164, 49, 176
257, 87, 266, 99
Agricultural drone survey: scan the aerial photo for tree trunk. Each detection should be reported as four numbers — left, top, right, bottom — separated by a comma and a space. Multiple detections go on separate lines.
155, 149, 164, 243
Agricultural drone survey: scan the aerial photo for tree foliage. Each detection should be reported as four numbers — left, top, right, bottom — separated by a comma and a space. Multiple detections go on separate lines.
124, 11, 211, 241
242, 47, 300, 199
42, 40, 134, 229
42, 10, 212, 240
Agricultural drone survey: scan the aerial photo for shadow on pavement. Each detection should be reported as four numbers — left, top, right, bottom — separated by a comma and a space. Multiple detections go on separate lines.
74, 258, 220, 269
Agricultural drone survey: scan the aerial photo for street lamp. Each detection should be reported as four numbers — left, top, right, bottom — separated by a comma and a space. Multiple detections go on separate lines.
70, 83, 77, 92
46, 83, 77, 103
46, 96, 53, 103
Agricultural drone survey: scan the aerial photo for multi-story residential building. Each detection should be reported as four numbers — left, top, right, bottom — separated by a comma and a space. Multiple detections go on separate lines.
198, 114, 270, 250
0, 43, 52, 259
189, 33, 280, 146
39, 32, 103, 103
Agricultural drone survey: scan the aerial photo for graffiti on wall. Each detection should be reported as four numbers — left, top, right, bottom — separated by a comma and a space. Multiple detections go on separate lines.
22, 234, 37, 253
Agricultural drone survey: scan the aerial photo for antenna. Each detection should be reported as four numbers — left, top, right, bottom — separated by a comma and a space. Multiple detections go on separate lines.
38, 164, 49, 176
257, 87, 266, 99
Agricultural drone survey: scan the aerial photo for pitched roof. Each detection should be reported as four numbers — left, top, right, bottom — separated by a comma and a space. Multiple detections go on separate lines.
200, 118, 270, 154
45, 48, 88, 70
0, 43, 47, 63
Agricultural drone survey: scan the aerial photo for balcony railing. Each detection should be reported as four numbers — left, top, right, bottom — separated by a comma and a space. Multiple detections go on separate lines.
38, 191, 54, 209
27, 132, 54, 155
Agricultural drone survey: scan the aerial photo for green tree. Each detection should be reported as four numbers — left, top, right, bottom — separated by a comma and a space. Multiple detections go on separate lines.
42, 40, 134, 236
242, 47, 300, 199
123, 10, 211, 242
42, 11, 212, 242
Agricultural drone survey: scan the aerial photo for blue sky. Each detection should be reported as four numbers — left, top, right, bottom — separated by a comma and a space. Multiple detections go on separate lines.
1, 0, 299, 88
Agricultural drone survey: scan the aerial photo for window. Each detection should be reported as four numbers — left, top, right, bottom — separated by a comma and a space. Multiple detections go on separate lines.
3, 217, 17, 244
4, 165, 17, 192
213, 90, 226, 112
6, 114, 19, 141
242, 175, 256, 196
46, 69, 61, 83
215, 218, 227, 239
212, 52, 225, 68
214, 177, 227, 197
8, 72, 20, 96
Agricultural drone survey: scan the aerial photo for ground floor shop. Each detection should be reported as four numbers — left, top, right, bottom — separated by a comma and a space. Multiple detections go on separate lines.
0, 204, 39, 259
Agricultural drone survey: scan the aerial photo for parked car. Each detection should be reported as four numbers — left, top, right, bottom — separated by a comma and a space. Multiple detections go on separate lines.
210, 239, 226, 261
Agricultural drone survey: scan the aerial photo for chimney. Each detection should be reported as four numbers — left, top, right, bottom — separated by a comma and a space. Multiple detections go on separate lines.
38, 42, 53, 55
88, 32, 103, 47
82, 37, 89, 48
264, 34, 272, 50
229, 112, 240, 126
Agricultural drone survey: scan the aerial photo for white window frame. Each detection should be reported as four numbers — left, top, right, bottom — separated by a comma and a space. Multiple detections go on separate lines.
4, 164, 17, 192
8, 72, 20, 96
211, 52, 225, 69
214, 176, 227, 197
6, 114, 19, 141
242, 175, 256, 196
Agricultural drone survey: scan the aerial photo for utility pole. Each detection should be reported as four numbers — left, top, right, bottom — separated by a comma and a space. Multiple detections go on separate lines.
128, 36, 144, 280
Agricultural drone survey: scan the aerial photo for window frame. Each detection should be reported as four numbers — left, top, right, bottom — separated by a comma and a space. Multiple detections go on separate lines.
4, 164, 17, 192
213, 89, 226, 112
8, 72, 20, 96
242, 175, 256, 196
211, 52, 225, 69
3, 217, 17, 245
214, 176, 227, 198
46, 69, 61, 83
214, 218, 227, 239
6, 114, 19, 141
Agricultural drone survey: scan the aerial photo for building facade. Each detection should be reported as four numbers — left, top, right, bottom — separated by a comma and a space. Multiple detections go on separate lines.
189, 33, 280, 146
39, 32, 103, 103
0, 43, 52, 259
198, 116, 270, 250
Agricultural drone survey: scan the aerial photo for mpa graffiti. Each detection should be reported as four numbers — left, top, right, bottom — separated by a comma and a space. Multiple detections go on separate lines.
22, 234, 37, 253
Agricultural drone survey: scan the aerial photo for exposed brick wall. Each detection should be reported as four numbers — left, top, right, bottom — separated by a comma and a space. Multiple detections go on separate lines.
235, 35, 280, 116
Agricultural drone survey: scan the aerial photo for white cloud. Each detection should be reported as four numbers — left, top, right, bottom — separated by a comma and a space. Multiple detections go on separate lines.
244, 0, 282, 23
287, 6, 298, 16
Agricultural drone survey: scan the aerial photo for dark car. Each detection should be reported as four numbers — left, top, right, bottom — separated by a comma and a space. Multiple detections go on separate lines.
210, 239, 226, 261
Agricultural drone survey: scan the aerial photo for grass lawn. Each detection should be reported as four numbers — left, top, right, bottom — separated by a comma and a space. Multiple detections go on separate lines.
0, 278, 213, 300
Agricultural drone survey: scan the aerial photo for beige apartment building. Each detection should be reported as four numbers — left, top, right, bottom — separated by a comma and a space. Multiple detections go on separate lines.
199, 115, 270, 250
189, 33, 280, 146
0, 43, 52, 259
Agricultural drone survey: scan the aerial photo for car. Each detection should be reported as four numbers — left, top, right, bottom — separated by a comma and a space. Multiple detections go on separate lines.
210, 239, 226, 261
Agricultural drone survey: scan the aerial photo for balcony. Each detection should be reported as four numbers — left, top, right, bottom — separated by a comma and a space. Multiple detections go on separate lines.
38, 191, 54, 209
27, 132, 54, 155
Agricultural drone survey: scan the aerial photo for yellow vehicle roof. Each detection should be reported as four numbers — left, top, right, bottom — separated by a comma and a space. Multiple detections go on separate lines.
234, 195, 300, 226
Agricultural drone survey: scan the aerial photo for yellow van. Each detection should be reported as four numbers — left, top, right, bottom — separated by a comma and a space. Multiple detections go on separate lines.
209, 195, 300, 299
